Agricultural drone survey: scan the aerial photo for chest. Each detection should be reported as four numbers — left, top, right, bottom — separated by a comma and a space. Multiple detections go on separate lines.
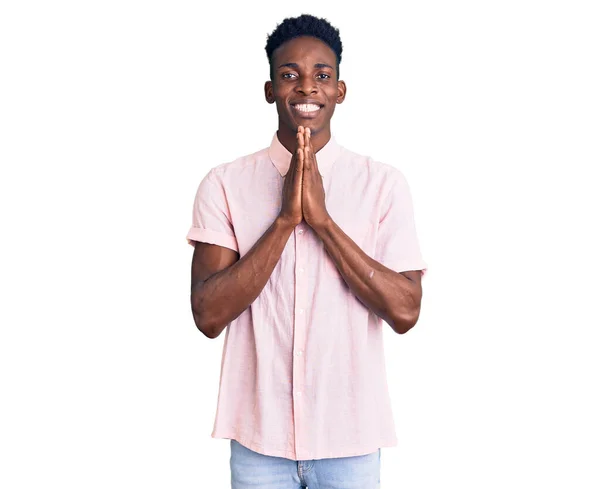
225, 170, 384, 257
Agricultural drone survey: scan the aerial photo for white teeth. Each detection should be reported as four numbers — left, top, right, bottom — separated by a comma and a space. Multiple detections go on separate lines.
294, 104, 320, 113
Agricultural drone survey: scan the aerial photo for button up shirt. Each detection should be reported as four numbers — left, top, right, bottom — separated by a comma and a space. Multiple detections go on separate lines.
186, 133, 427, 461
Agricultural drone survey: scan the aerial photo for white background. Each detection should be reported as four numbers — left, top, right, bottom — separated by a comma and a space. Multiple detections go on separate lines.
1, 0, 599, 487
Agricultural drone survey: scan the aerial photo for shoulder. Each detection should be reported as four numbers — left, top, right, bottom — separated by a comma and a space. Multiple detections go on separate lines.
336, 145, 408, 189
213, 146, 270, 175
202, 146, 272, 184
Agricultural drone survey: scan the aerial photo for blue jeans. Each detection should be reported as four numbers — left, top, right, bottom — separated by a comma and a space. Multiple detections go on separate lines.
230, 439, 381, 489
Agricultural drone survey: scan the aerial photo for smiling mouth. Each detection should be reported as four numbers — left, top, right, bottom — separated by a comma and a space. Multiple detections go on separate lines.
291, 103, 323, 116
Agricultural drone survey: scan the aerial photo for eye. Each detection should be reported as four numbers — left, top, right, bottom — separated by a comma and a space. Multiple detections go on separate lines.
317, 73, 331, 80
282, 73, 297, 79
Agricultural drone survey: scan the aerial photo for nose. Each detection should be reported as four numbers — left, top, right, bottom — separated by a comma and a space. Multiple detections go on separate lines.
296, 75, 317, 95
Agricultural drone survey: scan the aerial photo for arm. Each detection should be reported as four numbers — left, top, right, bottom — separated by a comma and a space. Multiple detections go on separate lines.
300, 127, 424, 334
190, 217, 295, 339
190, 128, 306, 339
313, 220, 422, 334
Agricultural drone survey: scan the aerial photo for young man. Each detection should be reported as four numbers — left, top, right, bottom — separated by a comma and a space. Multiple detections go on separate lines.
187, 14, 427, 489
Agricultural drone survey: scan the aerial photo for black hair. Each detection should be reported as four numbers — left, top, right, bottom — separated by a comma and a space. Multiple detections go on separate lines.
265, 14, 343, 80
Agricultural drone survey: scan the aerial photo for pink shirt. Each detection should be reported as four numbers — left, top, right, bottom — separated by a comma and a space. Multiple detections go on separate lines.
187, 133, 427, 461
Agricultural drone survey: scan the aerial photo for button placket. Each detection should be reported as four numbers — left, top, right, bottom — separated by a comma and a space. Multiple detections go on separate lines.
292, 224, 308, 457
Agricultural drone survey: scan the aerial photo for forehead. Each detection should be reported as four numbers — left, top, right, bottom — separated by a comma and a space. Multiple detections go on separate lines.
272, 36, 336, 67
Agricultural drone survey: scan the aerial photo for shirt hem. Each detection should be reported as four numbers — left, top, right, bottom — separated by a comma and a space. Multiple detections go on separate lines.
212, 430, 398, 461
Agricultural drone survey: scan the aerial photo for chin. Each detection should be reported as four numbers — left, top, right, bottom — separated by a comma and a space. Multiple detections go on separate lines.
305, 124, 321, 134
283, 114, 325, 135
295, 121, 320, 132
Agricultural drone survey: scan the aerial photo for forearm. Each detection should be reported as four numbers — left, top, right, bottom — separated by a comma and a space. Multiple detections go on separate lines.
314, 218, 421, 333
192, 217, 295, 337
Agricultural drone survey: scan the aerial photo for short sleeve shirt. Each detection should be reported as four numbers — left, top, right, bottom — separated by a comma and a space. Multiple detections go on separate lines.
187, 133, 427, 461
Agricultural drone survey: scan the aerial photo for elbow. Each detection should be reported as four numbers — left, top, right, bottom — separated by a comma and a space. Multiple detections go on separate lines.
191, 298, 221, 339
192, 310, 217, 339
390, 307, 421, 335
393, 321, 416, 335
192, 302, 232, 339
191, 287, 219, 339
190, 290, 221, 340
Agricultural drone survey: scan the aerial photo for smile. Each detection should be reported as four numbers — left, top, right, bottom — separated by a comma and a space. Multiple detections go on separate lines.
290, 103, 323, 118
292, 103, 321, 113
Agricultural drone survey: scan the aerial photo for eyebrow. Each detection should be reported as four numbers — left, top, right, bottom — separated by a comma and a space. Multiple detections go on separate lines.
277, 62, 334, 70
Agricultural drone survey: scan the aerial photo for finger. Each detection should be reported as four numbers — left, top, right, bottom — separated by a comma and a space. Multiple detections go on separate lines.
297, 128, 304, 150
296, 147, 304, 173
301, 128, 308, 169
287, 150, 295, 179
305, 128, 314, 154
295, 148, 304, 194
303, 144, 311, 171
306, 135, 318, 172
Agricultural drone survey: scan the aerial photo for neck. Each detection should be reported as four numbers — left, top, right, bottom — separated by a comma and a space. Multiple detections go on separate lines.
277, 124, 331, 154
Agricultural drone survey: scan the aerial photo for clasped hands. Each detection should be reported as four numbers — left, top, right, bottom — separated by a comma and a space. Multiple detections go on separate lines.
279, 126, 331, 231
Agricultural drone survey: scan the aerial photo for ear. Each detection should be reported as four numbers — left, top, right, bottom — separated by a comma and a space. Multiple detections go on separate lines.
336, 80, 347, 104
264, 80, 275, 104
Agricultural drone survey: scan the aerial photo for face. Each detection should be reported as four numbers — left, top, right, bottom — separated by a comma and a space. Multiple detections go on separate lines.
264, 36, 346, 140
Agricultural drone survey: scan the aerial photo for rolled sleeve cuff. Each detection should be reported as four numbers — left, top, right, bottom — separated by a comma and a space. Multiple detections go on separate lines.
186, 227, 239, 253
389, 260, 428, 277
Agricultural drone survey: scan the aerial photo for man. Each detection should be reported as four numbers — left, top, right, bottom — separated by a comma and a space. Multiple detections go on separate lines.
187, 14, 427, 489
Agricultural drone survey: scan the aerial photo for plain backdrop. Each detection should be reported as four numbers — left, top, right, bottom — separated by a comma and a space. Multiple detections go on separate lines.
1, 0, 599, 487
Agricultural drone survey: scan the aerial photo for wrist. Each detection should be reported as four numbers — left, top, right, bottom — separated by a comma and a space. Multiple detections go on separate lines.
275, 215, 299, 233
309, 215, 334, 234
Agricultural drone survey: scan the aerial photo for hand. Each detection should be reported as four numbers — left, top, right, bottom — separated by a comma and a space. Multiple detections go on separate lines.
278, 127, 304, 227
301, 127, 330, 230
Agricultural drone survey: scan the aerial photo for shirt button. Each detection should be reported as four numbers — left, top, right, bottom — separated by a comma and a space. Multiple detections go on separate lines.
299, 268, 304, 273
296, 391, 302, 396
298, 229, 304, 235
299, 309, 304, 314
296, 350, 304, 356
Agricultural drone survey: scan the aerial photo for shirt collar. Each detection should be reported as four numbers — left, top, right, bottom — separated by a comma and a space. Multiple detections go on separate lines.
268, 131, 341, 177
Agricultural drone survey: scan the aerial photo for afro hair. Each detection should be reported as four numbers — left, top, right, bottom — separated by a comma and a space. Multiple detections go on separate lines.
265, 14, 343, 79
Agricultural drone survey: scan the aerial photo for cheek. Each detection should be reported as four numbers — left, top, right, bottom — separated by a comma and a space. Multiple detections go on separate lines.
324, 96, 338, 116
274, 100, 291, 122
274, 96, 292, 115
